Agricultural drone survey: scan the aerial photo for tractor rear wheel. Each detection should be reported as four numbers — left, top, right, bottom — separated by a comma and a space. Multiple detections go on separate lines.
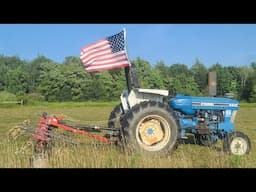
121, 101, 179, 156
108, 104, 123, 129
223, 131, 251, 155
105, 104, 124, 143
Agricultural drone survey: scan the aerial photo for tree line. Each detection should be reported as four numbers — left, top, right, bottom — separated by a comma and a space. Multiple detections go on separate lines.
0, 55, 256, 102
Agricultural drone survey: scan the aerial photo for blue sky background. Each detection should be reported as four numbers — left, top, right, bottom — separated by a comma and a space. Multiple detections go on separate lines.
0, 24, 256, 67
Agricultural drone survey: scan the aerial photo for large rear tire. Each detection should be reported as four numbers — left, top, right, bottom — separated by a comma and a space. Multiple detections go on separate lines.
105, 104, 124, 143
108, 104, 123, 129
121, 101, 179, 156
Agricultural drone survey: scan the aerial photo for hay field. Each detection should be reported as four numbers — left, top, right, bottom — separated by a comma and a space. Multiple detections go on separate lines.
0, 103, 255, 168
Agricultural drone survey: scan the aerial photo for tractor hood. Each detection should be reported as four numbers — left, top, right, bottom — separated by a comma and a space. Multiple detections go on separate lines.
168, 94, 239, 115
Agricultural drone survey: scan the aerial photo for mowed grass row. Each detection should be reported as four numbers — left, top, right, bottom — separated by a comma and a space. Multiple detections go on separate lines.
0, 103, 255, 168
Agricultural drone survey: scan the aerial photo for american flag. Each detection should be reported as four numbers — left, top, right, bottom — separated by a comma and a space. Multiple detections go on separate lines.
80, 30, 131, 73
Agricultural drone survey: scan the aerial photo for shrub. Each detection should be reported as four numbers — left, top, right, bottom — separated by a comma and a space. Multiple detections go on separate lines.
0, 91, 17, 102
26, 92, 45, 101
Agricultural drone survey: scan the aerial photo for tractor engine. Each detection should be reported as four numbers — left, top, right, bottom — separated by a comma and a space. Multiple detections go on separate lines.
194, 109, 224, 134
168, 94, 239, 142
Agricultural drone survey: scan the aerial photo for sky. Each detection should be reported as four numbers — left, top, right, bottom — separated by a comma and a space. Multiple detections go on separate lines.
0, 24, 256, 67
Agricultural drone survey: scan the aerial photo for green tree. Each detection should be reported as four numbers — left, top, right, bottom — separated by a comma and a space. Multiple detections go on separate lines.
250, 84, 256, 102
166, 74, 200, 96
191, 59, 208, 95
6, 66, 29, 95
209, 63, 234, 96
27, 56, 54, 92
0, 55, 27, 92
225, 66, 240, 98
251, 62, 256, 72
238, 66, 254, 101
133, 58, 163, 89
0, 64, 8, 91
169, 63, 191, 77
155, 61, 170, 78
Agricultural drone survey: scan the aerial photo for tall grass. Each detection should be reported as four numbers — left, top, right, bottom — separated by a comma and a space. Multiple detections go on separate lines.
0, 103, 255, 168
0, 138, 254, 168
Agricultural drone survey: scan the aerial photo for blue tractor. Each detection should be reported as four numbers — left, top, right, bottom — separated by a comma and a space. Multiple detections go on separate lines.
106, 64, 251, 156
169, 94, 250, 154
169, 94, 239, 144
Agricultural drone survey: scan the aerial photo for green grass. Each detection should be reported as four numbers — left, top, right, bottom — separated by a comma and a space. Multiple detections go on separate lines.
0, 101, 120, 108
239, 103, 256, 108
0, 102, 255, 168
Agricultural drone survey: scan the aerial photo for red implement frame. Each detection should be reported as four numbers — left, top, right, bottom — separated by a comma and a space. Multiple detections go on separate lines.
32, 114, 111, 144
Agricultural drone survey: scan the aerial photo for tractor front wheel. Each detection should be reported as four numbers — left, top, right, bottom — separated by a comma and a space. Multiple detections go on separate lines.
223, 131, 251, 155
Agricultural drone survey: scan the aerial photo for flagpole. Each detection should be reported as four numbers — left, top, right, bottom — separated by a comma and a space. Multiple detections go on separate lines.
123, 27, 131, 67
123, 27, 132, 93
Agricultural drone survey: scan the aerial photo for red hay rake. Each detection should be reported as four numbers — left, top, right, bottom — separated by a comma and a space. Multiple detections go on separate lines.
32, 112, 118, 153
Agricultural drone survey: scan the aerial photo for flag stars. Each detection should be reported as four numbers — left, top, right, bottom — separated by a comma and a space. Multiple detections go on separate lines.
107, 31, 125, 53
